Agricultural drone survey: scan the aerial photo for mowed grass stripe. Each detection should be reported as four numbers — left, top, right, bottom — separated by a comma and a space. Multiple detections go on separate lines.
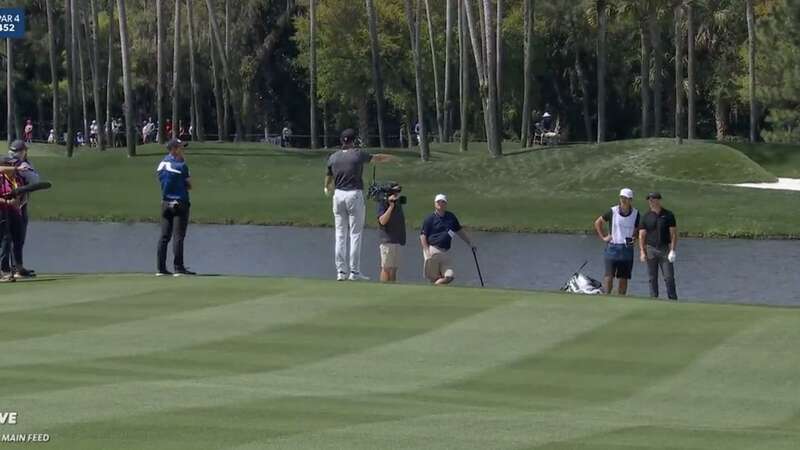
403, 307, 759, 412
0, 278, 391, 368
6, 293, 627, 431
0, 284, 284, 342
1, 293, 495, 396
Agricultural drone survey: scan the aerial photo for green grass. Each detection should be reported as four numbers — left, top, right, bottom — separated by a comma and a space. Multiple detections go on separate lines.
725, 141, 800, 178
19, 138, 800, 237
2, 275, 800, 449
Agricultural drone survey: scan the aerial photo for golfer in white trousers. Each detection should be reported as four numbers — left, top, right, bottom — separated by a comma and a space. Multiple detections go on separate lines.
324, 129, 395, 281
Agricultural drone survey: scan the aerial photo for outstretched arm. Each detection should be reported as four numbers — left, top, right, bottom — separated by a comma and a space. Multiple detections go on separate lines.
371, 154, 398, 163
456, 230, 475, 249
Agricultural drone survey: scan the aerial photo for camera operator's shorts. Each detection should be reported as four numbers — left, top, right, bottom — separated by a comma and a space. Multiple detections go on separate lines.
380, 243, 401, 269
604, 244, 635, 280
424, 250, 454, 282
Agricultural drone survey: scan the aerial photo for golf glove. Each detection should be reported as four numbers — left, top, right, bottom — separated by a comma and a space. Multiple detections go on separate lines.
668, 250, 676, 263
324, 187, 331, 197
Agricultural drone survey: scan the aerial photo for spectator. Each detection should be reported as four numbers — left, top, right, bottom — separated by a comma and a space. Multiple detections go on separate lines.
89, 120, 99, 147
281, 123, 292, 148
47, 129, 56, 144
164, 119, 173, 139
23, 120, 33, 143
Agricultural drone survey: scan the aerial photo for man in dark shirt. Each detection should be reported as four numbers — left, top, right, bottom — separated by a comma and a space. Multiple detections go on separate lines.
155, 139, 195, 277
639, 192, 678, 300
420, 194, 476, 285
377, 192, 406, 283
324, 129, 394, 281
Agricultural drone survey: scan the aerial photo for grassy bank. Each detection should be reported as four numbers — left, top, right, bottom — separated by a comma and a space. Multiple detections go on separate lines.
20, 138, 800, 237
2, 275, 799, 449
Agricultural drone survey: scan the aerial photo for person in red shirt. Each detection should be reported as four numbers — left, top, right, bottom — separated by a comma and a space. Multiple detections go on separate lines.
164, 119, 173, 139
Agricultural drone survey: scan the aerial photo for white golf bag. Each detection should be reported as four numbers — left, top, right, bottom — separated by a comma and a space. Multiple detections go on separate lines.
562, 272, 604, 295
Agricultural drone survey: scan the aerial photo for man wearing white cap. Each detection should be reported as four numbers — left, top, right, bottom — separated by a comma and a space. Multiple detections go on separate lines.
420, 194, 476, 285
594, 188, 640, 295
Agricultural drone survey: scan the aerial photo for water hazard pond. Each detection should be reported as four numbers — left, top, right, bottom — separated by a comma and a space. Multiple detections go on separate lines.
22, 221, 800, 307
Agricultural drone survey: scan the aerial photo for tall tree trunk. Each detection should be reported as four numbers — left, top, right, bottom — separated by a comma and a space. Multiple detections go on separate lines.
365, 0, 386, 149
357, 96, 370, 143
649, 1, 662, 136
117, 0, 136, 156
309, 0, 318, 148
745, 0, 756, 143
156, 0, 165, 143
464, 0, 501, 157
205, 0, 243, 142
171, 0, 181, 139
495, 0, 503, 136
77, 16, 89, 142
209, 30, 223, 141
674, 4, 683, 144
222, 0, 230, 141
404, 0, 430, 161
443, 0, 454, 141
322, 102, 328, 148
640, 15, 650, 138
6, 39, 14, 143
46, 0, 59, 142
520, 0, 534, 146
423, 0, 444, 143
89, 0, 105, 150
187, 0, 203, 141
105, 0, 114, 142
458, 0, 469, 152
686, 0, 695, 139
714, 93, 728, 141
575, 51, 593, 142
483, 0, 501, 156
596, 0, 607, 143
65, 0, 74, 156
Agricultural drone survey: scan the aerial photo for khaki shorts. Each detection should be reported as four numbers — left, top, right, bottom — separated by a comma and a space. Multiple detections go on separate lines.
424, 251, 454, 282
380, 243, 401, 269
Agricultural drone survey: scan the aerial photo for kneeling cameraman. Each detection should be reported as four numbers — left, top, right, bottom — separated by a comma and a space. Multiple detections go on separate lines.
376, 184, 406, 283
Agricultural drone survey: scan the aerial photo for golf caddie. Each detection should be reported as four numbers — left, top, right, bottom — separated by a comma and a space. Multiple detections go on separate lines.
639, 192, 678, 300
156, 138, 195, 276
420, 194, 476, 285
594, 188, 640, 295
324, 129, 394, 281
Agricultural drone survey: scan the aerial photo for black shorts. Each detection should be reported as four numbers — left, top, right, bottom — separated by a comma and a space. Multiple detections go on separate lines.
605, 257, 634, 279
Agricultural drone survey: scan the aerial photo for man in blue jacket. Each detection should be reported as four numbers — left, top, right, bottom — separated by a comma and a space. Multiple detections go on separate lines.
156, 139, 195, 276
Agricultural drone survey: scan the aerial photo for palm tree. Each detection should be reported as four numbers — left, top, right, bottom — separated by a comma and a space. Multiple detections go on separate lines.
117, 0, 136, 156
105, 0, 114, 142
404, 0, 430, 161
45, 0, 59, 142
187, 0, 203, 141
205, 0, 242, 142
674, 3, 683, 144
458, 0, 469, 152
649, 0, 663, 136
423, 0, 444, 143
745, 0, 756, 142
65, 0, 74, 156
6, 38, 14, 143
443, 0, 454, 141
171, 0, 181, 139
209, 30, 224, 141
309, 0, 318, 148
520, 0, 534, 146
686, 0, 695, 139
364, 0, 386, 148
596, 0, 608, 143
89, 0, 105, 150
157, 0, 165, 143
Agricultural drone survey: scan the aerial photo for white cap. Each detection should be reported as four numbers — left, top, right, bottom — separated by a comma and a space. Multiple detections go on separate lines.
543, 112, 551, 118
434, 194, 448, 203
619, 188, 634, 199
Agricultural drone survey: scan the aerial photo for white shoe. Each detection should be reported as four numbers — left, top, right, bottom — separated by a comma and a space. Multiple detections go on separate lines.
336, 272, 347, 281
348, 272, 370, 281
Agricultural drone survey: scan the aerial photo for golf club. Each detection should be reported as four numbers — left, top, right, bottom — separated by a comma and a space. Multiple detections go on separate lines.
1, 181, 52, 199
472, 247, 485, 287
561, 260, 588, 290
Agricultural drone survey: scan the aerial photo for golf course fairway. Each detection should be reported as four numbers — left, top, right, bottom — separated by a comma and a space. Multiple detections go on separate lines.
2, 275, 799, 449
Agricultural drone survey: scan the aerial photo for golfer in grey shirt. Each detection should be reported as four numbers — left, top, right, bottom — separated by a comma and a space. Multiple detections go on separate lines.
324, 129, 394, 281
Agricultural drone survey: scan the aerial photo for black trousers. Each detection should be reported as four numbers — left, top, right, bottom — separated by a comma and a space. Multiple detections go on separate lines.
157, 201, 190, 272
646, 245, 678, 300
0, 207, 24, 273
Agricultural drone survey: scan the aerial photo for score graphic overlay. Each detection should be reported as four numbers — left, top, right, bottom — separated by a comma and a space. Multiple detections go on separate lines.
0, 8, 25, 39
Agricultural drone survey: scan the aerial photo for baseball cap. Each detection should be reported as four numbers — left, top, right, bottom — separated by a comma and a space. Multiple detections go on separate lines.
646, 192, 662, 200
9, 140, 27, 154
166, 138, 188, 150
340, 128, 356, 143
434, 194, 448, 203
619, 188, 634, 199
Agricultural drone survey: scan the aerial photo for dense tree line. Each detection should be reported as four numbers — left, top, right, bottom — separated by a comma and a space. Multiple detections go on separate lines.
0, 0, 797, 158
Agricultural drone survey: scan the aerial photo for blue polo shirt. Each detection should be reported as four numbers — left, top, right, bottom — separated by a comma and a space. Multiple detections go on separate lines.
157, 154, 190, 202
420, 211, 462, 251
